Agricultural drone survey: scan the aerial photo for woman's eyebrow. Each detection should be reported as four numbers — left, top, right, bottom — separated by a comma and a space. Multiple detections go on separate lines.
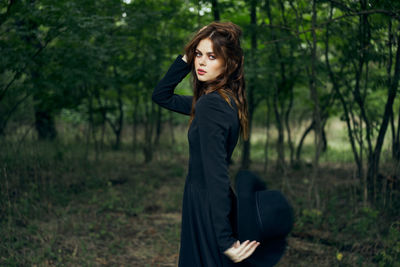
196, 49, 215, 55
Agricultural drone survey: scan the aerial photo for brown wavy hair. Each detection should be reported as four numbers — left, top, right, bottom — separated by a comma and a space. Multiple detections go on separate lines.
184, 21, 249, 141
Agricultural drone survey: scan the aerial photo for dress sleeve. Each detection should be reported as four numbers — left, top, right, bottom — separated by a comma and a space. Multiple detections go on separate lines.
152, 55, 193, 116
196, 94, 237, 253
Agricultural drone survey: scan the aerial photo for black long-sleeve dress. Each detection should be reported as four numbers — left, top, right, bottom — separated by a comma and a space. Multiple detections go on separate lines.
152, 55, 240, 267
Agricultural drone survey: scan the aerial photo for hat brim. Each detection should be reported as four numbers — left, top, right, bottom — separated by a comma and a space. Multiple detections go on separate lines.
235, 170, 288, 267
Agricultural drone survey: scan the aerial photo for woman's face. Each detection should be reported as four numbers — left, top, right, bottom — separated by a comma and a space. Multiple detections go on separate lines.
194, 38, 224, 82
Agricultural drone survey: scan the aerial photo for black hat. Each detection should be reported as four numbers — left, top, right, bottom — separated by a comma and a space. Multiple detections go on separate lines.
235, 170, 294, 267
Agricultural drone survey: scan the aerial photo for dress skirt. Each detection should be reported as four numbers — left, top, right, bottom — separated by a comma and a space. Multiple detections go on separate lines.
178, 178, 238, 267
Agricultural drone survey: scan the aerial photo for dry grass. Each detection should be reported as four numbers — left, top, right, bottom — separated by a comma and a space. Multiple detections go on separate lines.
1, 122, 399, 266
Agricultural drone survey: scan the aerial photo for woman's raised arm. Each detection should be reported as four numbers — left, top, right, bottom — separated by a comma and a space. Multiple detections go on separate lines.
152, 55, 193, 116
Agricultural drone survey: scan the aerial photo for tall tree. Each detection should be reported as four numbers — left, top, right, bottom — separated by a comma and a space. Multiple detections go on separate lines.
241, 0, 258, 169
307, 0, 323, 207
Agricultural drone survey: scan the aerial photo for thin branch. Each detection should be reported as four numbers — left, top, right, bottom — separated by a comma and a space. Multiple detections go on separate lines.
263, 9, 400, 45
321, 0, 356, 13
0, 25, 66, 102
1, 91, 34, 127
0, 0, 16, 27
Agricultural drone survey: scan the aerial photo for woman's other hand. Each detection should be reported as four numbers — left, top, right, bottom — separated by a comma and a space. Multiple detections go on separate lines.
223, 240, 260, 263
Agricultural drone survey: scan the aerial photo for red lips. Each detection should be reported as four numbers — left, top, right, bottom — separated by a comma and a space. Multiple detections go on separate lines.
197, 68, 207, 75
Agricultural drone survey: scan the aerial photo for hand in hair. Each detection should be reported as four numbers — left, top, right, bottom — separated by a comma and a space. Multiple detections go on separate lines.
182, 25, 208, 63
199, 25, 207, 32
223, 240, 260, 263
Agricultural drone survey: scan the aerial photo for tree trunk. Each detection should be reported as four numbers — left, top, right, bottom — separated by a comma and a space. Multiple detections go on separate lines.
296, 120, 314, 163
308, 0, 322, 208
265, 0, 286, 172
33, 70, 56, 140
211, 0, 220, 21
132, 95, 139, 153
34, 108, 57, 140
367, 32, 400, 202
285, 83, 295, 166
325, 3, 364, 197
115, 86, 124, 149
274, 91, 285, 171
105, 94, 123, 150
394, 108, 400, 161
143, 95, 155, 163
263, 97, 272, 174
169, 111, 176, 145
296, 119, 328, 163
0, 92, 31, 136
154, 104, 162, 146
387, 20, 400, 163
103, 67, 125, 150
95, 94, 107, 151
241, 0, 257, 169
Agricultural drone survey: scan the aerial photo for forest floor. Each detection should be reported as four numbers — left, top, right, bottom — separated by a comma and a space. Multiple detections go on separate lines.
0, 133, 399, 266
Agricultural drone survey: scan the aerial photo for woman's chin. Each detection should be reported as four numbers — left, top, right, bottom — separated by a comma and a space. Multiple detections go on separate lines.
196, 75, 208, 82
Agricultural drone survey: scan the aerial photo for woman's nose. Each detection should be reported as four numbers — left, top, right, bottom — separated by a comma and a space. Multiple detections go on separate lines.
199, 56, 206, 66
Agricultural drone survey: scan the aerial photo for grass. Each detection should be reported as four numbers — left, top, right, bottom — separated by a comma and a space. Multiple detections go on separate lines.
0, 121, 399, 266
0, 138, 187, 266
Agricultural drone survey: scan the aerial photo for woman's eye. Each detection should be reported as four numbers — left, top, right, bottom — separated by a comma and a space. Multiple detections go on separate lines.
209, 55, 216, 60
196, 52, 201, 57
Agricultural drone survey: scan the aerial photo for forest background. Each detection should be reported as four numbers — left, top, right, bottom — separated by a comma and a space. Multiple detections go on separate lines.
1, 0, 399, 266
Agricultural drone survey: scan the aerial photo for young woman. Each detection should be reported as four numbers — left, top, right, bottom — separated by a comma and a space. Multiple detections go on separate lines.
152, 21, 260, 266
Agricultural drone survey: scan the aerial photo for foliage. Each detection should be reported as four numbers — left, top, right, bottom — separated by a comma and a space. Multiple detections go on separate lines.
1, 0, 400, 265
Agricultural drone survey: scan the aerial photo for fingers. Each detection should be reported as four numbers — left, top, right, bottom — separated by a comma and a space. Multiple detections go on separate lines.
237, 240, 257, 257
232, 240, 260, 263
224, 240, 247, 263
182, 54, 187, 63
238, 241, 260, 260
199, 26, 207, 32
223, 240, 261, 263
